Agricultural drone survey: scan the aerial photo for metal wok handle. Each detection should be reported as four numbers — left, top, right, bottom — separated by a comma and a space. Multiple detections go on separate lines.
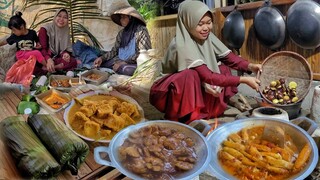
94, 146, 115, 167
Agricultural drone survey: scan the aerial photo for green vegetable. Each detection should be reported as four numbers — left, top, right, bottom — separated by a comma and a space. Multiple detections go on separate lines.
28, 114, 89, 175
21, 94, 36, 102
34, 85, 49, 95
1, 116, 61, 178
17, 101, 40, 114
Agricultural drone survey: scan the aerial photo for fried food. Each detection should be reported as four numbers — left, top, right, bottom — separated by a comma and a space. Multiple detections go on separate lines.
218, 126, 312, 180
69, 94, 142, 140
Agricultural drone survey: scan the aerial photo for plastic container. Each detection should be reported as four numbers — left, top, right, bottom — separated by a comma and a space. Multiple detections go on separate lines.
136, 49, 150, 66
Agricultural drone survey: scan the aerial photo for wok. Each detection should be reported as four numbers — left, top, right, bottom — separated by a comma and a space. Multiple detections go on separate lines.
94, 120, 211, 180
206, 117, 319, 180
222, 9, 245, 50
253, 0, 286, 50
287, 0, 320, 49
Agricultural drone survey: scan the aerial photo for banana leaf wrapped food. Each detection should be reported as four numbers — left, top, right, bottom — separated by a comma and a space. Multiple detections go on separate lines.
1, 116, 61, 178
27, 114, 89, 175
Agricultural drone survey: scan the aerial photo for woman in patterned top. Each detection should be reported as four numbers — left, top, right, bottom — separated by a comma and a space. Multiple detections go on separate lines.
93, 6, 152, 76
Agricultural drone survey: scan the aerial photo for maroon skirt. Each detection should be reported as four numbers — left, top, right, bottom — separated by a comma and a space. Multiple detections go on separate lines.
149, 65, 237, 124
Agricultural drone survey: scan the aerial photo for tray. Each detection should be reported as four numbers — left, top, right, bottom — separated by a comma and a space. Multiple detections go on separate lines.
35, 89, 72, 113
48, 75, 72, 92
81, 69, 110, 85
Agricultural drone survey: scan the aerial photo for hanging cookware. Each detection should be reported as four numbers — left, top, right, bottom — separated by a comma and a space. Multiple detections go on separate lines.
253, 0, 286, 50
222, 8, 245, 52
286, 0, 320, 49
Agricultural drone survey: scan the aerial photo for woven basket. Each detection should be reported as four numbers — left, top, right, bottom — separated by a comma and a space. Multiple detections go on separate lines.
258, 51, 313, 105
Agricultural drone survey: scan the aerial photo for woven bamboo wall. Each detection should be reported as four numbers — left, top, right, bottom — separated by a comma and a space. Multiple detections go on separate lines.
150, 0, 320, 80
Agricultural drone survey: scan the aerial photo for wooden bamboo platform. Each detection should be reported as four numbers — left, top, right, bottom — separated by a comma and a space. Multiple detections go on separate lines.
0, 89, 131, 180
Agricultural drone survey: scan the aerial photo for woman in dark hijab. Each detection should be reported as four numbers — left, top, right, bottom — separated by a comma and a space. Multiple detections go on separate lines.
93, 6, 152, 76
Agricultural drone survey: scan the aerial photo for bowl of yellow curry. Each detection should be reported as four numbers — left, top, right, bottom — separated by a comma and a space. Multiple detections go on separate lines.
206, 117, 318, 180
63, 90, 144, 143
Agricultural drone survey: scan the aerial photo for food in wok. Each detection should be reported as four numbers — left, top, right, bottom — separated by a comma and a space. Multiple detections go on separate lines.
67, 93, 142, 141
118, 124, 198, 179
218, 125, 311, 180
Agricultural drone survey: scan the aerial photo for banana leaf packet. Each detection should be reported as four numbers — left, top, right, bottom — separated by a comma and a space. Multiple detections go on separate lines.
1, 116, 61, 178
28, 114, 89, 175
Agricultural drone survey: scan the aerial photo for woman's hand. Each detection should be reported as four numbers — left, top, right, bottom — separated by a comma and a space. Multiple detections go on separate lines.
113, 61, 126, 72
93, 57, 103, 68
240, 76, 261, 91
203, 83, 223, 97
248, 63, 262, 74
62, 52, 70, 62
46, 58, 55, 72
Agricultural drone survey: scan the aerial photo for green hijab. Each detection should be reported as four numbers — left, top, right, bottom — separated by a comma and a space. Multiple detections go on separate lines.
162, 0, 230, 74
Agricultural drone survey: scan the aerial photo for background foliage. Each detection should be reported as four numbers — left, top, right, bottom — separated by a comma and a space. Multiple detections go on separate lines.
23, 0, 108, 48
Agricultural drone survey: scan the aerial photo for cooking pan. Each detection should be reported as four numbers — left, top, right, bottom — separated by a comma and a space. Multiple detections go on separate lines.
206, 117, 319, 180
222, 8, 245, 52
253, 0, 286, 50
94, 120, 211, 180
287, 0, 320, 49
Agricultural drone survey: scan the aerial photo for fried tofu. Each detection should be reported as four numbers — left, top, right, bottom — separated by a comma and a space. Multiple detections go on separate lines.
104, 113, 126, 132
72, 111, 90, 129
84, 120, 101, 137
79, 104, 97, 117
96, 104, 113, 118
120, 113, 136, 126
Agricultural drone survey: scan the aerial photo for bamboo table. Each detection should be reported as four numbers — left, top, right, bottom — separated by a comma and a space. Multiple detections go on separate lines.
0, 90, 130, 180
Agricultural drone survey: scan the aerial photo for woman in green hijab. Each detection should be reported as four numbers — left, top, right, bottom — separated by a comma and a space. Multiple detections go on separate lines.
150, 0, 262, 124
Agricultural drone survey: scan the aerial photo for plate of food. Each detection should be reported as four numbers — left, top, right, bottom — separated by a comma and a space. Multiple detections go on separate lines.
63, 90, 145, 143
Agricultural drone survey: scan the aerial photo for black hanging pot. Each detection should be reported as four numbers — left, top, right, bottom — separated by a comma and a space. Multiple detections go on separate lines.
287, 0, 320, 49
222, 9, 245, 51
253, 0, 286, 50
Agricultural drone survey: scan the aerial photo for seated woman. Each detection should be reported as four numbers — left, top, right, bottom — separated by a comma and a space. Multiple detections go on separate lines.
93, 6, 152, 76
149, 1, 262, 124
36, 8, 77, 75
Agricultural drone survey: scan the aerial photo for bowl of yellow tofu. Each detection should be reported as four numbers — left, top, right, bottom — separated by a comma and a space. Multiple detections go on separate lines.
63, 90, 145, 143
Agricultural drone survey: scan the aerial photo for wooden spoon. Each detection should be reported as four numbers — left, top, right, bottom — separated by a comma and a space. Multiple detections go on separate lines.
261, 124, 285, 148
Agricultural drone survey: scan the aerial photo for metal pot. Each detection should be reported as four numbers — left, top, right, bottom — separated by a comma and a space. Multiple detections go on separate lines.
286, 0, 320, 49
206, 118, 319, 180
222, 9, 245, 51
253, 0, 286, 50
94, 120, 211, 180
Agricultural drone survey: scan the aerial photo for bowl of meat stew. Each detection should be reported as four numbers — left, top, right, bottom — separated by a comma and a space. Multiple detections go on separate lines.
94, 120, 211, 180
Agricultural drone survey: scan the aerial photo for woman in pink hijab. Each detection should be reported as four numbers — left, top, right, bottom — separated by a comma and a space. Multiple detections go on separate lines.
36, 8, 77, 75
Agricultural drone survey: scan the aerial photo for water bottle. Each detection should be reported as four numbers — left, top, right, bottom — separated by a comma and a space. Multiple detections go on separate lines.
35, 75, 47, 87
137, 49, 150, 66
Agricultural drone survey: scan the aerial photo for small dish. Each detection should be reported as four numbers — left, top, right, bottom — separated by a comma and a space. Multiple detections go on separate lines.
35, 89, 72, 113
69, 77, 86, 87
49, 75, 72, 92
81, 69, 110, 85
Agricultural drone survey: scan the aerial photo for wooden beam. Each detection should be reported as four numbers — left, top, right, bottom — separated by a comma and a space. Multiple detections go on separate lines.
218, 0, 296, 12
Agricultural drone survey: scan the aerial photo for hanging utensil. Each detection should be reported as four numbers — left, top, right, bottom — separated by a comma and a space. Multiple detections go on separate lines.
253, 0, 286, 50
286, 0, 320, 49
222, 7, 245, 55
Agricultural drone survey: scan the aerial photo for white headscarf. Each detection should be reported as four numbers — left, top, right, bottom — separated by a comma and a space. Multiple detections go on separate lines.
42, 8, 73, 55
162, 0, 230, 74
